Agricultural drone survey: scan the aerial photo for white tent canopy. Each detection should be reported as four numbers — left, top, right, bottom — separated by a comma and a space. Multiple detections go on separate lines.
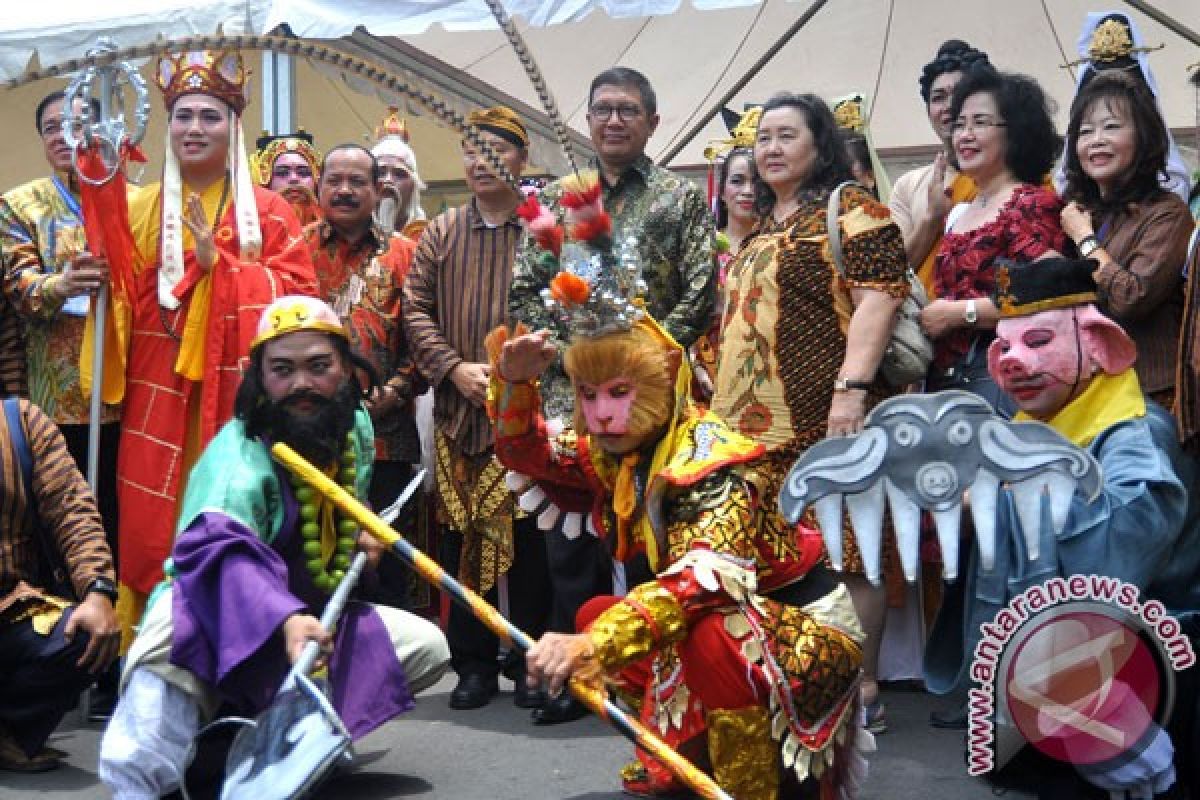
2, 0, 1197, 172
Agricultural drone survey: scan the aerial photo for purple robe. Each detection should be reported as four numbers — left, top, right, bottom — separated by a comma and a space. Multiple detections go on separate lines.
168, 482, 414, 739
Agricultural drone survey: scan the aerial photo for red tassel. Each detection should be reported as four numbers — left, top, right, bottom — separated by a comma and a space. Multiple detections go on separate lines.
75, 143, 142, 299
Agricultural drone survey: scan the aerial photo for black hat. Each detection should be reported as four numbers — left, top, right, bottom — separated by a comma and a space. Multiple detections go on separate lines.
254, 129, 315, 152
994, 258, 1099, 318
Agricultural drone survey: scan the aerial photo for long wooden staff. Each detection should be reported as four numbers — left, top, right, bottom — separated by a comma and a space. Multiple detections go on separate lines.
271, 442, 733, 800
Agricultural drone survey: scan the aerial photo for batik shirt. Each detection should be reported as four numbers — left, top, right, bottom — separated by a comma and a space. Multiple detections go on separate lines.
509, 156, 716, 420
305, 221, 421, 463
0, 175, 119, 425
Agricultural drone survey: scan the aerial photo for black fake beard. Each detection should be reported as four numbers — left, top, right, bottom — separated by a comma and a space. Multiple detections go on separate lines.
267, 380, 360, 467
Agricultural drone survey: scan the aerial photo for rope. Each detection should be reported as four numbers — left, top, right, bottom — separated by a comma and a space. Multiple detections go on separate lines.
865, 0, 894, 126
480, 0, 578, 173
6, 33, 520, 190
1039, 0, 1076, 85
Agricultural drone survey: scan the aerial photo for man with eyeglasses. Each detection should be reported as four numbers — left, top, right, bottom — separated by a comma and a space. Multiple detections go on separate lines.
0, 92, 123, 706
889, 40, 992, 295
508, 66, 715, 725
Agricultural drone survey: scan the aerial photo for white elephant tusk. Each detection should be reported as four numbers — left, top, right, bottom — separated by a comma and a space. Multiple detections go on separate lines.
814, 493, 845, 572
931, 505, 963, 582
1009, 477, 1046, 561
883, 478, 921, 583
846, 482, 886, 587
1042, 472, 1076, 536
968, 469, 1001, 573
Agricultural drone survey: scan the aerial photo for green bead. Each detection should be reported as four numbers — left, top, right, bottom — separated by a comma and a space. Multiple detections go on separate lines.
300, 503, 318, 522
338, 518, 358, 537
337, 536, 357, 553
294, 486, 314, 504
331, 570, 345, 584
341, 448, 357, 466
334, 553, 351, 570
316, 574, 334, 593
302, 540, 321, 557
339, 467, 357, 484
301, 522, 320, 539
306, 558, 325, 575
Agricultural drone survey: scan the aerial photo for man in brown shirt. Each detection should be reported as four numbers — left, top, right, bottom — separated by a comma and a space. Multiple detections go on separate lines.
403, 107, 550, 713
0, 398, 117, 771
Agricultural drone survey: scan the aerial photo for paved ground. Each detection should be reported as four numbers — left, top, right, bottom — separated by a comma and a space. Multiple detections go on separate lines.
2, 677, 1035, 799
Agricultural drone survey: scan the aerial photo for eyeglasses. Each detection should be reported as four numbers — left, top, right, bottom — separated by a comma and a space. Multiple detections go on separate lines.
951, 115, 1006, 134
589, 104, 643, 122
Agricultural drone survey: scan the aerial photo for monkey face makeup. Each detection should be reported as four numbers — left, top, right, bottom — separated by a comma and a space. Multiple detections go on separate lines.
565, 326, 676, 456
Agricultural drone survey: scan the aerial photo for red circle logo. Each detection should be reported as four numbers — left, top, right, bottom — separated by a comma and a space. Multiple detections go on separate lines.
1004, 610, 1161, 766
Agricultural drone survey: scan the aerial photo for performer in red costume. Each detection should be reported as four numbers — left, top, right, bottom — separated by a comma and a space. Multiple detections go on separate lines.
487, 176, 872, 799
89, 49, 318, 644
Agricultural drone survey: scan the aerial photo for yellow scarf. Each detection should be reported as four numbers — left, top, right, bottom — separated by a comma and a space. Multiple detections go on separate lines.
80, 180, 223, 401
1016, 369, 1145, 447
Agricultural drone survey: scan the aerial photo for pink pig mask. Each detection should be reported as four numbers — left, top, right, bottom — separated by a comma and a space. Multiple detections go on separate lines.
987, 304, 1137, 419
577, 377, 638, 435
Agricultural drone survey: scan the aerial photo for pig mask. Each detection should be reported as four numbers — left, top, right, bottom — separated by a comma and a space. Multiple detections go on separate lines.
987, 304, 1137, 419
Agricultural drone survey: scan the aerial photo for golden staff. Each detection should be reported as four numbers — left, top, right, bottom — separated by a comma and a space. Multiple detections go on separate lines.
271, 441, 733, 800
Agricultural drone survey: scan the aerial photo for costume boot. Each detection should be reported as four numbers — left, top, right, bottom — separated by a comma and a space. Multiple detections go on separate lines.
706, 706, 780, 800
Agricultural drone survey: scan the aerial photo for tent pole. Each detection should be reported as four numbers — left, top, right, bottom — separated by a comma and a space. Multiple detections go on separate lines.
1120, 0, 1200, 48
656, 0, 830, 167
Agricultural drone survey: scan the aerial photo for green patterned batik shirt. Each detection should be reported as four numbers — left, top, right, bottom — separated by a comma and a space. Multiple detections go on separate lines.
509, 155, 716, 421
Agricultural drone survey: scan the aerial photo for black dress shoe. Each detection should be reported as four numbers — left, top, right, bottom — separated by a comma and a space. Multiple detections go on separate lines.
531, 692, 589, 725
513, 679, 546, 709
929, 704, 968, 729
449, 674, 498, 710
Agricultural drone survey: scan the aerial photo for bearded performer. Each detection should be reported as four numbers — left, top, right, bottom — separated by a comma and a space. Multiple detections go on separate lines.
372, 107, 427, 241
98, 296, 449, 800
92, 50, 318, 642
487, 178, 870, 799
252, 129, 322, 227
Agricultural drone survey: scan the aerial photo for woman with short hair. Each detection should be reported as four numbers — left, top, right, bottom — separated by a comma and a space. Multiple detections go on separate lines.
920, 69, 1066, 415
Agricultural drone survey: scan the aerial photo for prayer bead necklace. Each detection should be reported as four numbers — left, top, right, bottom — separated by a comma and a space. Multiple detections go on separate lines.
290, 433, 358, 593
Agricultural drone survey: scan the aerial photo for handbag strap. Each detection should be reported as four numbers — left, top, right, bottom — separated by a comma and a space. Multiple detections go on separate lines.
4, 397, 66, 592
825, 180, 859, 279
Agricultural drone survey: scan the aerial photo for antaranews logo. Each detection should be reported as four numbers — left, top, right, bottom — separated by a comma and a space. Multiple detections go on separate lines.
966, 574, 1195, 776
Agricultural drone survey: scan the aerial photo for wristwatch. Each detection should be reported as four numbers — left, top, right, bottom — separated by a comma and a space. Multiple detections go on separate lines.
1078, 235, 1101, 259
86, 576, 118, 604
964, 299, 978, 326
833, 378, 872, 392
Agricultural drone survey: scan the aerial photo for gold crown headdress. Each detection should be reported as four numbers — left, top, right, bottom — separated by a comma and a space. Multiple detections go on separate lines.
251, 129, 321, 188
832, 94, 866, 133
156, 49, 248, 113
1063, 18, 1164, 68
374, 106, 410, 143
703, 106, 762, 162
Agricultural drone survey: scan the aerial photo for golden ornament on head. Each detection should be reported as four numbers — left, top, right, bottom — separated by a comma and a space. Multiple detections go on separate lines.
704, 106, 762, 162
251, 129, 321, 188
1062, 17, 1163, 68
833, 96, 865, 133
375, 106, 411, 142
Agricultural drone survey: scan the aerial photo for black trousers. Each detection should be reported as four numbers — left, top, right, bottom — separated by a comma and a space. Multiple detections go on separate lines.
362, 459, 419, 610
439, 516, 552, 678
0, 607, 97, 756
542, 527, 656, 634
59, 422, 120, 561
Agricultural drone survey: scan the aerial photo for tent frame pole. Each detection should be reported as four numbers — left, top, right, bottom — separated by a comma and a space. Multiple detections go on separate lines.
656, 0, 830, 167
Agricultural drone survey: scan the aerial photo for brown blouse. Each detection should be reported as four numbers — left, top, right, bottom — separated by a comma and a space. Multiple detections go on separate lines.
1092, 191, 1194, 395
